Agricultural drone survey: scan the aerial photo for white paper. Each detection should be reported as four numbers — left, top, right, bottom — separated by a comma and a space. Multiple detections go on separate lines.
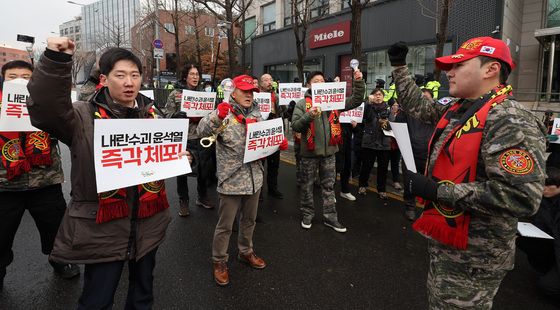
139, 90, 155, 100
180, 90, 216, 117
71, 90, 78, 103
311, 82, 347, 111
0, 78, 40, 132
243, 118, 284, 163
517, 222, 553, 239
94, 119, 191, 193
278, 83, 304, 106
382, 129, 395, 137
389, 122, 416, 173
551, 118, 560, 144
339, 103, 364, 123
254, 92, 272, 120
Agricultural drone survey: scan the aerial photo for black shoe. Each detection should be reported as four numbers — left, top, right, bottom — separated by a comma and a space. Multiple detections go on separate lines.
196, 196, 214, 209
323, 218, 347, 233
50, 262, 80, 279
268, 188, 283, 199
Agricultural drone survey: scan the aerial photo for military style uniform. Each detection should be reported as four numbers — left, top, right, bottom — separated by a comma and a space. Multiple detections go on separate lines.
197, 98, 264, 262
393, 66, 546, 309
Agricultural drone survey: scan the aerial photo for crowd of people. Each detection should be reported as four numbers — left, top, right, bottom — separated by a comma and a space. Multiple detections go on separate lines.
0, 34, 558, 310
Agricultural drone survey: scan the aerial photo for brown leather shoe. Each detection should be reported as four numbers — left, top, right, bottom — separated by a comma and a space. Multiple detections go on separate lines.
178, 199, 190, 217
238, 251, 267, 269
212, 262, 229, 286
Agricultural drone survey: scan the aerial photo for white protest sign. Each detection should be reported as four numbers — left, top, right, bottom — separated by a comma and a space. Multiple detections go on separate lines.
518, 222, 553, 239
181, 90, 216, 117
94, 119, 191, 193
551, 118, 560, 144
0, 78, 40, 132
243, 118, 284, 163
71, 90, 78, 102
139, 90, 155, 100
278, 83, 304, 106
339, 103, 364, 123
311, 82, 347, 111
254, 92, 272, 120
389, 122, 417, 173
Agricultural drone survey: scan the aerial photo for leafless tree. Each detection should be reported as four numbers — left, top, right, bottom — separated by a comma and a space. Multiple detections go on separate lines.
348, 0, 372, 61
157, 0, 191, 79
416, 0, 452, 81
290, 0, 329, 82
193, 0, 255, 76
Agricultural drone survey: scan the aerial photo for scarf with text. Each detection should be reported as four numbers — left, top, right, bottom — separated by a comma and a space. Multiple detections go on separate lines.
94, 105, 169, 224
304, 97, 342, 151
412, 84, 513, 249
0, 92, 53, 180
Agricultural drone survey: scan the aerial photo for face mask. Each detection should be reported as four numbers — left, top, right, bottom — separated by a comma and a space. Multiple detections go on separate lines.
205, 87, 212, 92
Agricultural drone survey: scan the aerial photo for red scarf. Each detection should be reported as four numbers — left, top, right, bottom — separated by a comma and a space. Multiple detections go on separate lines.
304, 97, 342, 151
412, 85, 513, 249
0, 91, 53, 180
95, 105, 169, 224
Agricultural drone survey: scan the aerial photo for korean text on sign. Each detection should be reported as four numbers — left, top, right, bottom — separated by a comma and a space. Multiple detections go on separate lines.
339, 103, 364, 123
311, 82, 347, 111
0, 78, 40, 132
254, 92, 272, 120
243, 118, 284, 163
278, 83, 304, 106
94, 119, 191, 193
181, 90, 217, 117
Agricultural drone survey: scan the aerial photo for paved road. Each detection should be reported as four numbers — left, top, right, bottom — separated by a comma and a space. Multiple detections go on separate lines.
1, 145, 558, 309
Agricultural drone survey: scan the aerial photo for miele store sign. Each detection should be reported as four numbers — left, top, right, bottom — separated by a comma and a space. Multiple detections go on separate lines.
309, 20, 351, 49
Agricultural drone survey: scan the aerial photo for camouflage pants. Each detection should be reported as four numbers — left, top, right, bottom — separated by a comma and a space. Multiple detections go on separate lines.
299, 155, 337, 221
427, 252, 507, 309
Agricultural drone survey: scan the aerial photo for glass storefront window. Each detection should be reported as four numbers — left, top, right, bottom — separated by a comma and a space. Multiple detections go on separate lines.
548, 0, 560, 28
265, 58, 323, 83
365, 42, 452, 89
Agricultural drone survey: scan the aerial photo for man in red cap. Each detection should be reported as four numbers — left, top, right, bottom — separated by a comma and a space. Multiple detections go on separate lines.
388, 37, 546, 308
198, 74, 288, 286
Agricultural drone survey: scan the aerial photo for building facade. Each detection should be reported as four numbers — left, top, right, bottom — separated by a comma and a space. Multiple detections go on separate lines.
131, 10, 230, 85
0, 46, 31, 69
244, 0, 560, 108
81, 0, 141, 51
59, 17, 82, 48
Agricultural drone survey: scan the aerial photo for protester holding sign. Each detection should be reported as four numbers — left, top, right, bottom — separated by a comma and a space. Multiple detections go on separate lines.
389, 37, 546, 308
198, 75, 287, 286
260, 73, 286, 199
291, 69, 365, 233
164, 63, 214, 216
0, 60, 79, 291
27, 38, 193, 308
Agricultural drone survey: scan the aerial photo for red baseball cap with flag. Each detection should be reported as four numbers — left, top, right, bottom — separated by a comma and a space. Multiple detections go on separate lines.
435, 36, 515, 71
233, 75, 259, 92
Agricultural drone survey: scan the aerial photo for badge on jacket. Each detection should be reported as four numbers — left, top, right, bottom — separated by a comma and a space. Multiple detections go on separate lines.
437, 97, 453, 106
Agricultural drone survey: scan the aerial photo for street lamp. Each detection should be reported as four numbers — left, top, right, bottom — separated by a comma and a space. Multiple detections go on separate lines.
212, 21, 231, 88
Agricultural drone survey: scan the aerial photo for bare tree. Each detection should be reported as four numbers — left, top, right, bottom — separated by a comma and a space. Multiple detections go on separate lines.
193, 0, 254, 76
290, 0, 328, 82
349, 0, 371, 61
157, 0, 191, 80
416, 0, 452, 81
94, 19, 130, 50
235, 0, 259, 73
72, 49, 90, 86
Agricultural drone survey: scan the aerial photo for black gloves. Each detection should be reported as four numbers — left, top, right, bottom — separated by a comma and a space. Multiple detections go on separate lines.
171, 111, 187, 119
406, 170, 439, 201
387, 41, 409, 67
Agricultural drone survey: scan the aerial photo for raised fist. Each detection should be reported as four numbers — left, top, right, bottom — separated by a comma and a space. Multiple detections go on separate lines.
387, 41, 409, 67
217, 102, 233, 119
46, 37, 76, 55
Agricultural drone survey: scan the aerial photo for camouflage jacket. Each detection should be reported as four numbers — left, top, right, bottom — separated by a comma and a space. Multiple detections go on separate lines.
0, 100, 64, 191
393, 66, 546, 270
164, 86, 204, 140
197, 99, 264, 195
292, 79, 365, 157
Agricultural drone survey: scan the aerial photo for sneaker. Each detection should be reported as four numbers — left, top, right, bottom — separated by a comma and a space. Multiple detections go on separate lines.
393, 182, 403, 190
50, 262, 80, 279
301, 218, 312, 229
340, 192, 356, 201
323, 219, 347, 233
178, 199, 190, 217
379, 192, 388, 200
196, 197, 214, 209
358, 187, 367, 195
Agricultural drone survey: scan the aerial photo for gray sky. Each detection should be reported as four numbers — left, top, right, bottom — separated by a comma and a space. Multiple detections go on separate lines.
1, 0, 90, 50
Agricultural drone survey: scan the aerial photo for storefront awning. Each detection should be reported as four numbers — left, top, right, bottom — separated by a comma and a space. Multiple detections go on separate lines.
535, 27, 560, 45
